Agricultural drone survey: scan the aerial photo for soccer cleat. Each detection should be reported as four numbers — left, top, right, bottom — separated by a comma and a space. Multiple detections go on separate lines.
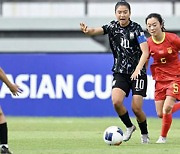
1, 146, 13, 154
156, 136, 166, 144
141, 134, 150, 144
123, 125, 136, 142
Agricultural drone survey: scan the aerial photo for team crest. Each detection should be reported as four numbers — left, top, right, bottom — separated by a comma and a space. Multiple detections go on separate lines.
167, 47, 172, 54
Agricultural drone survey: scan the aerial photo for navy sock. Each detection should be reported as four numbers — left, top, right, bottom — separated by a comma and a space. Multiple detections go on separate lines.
137, 119, 148, 134
119, 111, 133, 128
0, 123, 8, 144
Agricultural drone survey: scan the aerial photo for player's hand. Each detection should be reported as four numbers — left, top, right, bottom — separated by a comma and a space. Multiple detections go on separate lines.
131, 69, 141, 80
80, 22, 89, 34
9, 84, 22, 96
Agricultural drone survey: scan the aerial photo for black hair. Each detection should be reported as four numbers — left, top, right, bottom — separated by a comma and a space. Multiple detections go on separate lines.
115, 0, 131, 13
145, 13, 166, 31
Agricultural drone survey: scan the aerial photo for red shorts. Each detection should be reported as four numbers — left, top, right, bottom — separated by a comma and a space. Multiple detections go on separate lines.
155, 80, 180, 101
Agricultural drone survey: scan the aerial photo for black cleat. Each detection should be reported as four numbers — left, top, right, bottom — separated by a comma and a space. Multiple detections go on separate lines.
1, 146, 12, 154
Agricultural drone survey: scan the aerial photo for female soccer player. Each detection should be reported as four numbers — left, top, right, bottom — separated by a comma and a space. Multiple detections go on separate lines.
0, 67, 21, 154
146, 13, 180, 143
80, 0, 150, 143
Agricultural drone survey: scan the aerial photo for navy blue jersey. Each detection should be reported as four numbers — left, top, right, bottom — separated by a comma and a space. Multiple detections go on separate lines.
102, 20, 147, 75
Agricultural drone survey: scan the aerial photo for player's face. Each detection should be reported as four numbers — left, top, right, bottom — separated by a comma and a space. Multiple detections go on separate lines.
146, 17, 163, 37
115, 5, 130, 27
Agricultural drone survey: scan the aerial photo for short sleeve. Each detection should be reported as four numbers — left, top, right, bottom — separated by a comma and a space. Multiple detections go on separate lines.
173, 34, 180, 50
102, 21, 115, 35
102, 24, 109, 35
135, 24, 147, 44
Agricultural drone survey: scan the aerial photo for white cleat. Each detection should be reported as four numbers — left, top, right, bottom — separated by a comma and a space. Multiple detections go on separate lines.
156, 136, 166, 144
141, 134, 150, 144
123, 125, 136, 142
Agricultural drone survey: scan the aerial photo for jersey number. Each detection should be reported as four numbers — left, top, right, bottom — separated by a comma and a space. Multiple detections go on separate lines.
135, 79, 144, 90
173, 83, 179, 94
160, 57, 166, 63
121, 38, 129, 48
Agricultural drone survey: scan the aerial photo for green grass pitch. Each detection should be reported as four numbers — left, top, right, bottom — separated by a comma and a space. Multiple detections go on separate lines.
7, 117, 180, 154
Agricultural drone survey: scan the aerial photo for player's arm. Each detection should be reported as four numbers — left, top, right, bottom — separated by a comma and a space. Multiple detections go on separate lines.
171, 33, 180, 51
137, 41, 149, 70
175, 39, 180, 53
0, 67, 21, 96
80, 22, 104, 36
131, 41, 149, 80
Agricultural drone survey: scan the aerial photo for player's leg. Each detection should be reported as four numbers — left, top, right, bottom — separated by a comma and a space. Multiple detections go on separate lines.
111, 73, 135, 142
154, 100, 167, 143
172, 101, 180, 113
112, 88, 136, 142
155, 100, 164, 118
0, 107, 8, 146
162, 96, 175, 136
157, 81, 180, 143
156, 96, 176, 143
0, 107, 12, 154
153, 81, 167, 143
112, 88, 126, 116
132, 95, 149, 143
131, 74, 149, 143
132, 95, 146, 122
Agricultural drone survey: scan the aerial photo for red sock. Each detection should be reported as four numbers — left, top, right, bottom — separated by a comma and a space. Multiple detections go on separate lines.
172, 102, 180, 113
161, 113, 172, 137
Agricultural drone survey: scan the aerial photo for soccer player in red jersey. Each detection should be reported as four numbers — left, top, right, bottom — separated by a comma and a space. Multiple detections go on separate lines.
146, 13, 180, 143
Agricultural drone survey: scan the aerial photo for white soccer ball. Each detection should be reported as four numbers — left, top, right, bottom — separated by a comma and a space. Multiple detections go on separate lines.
103, 126, 123, 145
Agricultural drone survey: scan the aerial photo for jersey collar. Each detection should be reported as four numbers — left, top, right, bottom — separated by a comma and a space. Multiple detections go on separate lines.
152, 32, 165, 44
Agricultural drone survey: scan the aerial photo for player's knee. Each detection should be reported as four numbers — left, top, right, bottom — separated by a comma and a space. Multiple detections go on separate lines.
132, 107, 142, 115
112, 99, 123, 110
112, 100, 122, 108
112, 97, 122, 105
164, 105, 173, 114
157, 113, 163, 118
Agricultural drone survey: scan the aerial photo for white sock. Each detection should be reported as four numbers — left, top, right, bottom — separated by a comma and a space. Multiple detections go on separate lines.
0, 144, 8, 148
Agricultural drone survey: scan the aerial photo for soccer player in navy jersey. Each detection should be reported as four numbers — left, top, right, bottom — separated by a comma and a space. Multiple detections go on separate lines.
80, 0, 150, 143
0, 67, 21, 154
146, 13, 180, 143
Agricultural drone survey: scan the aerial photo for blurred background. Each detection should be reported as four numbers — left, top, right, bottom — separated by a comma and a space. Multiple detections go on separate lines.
0, 0, 179, 117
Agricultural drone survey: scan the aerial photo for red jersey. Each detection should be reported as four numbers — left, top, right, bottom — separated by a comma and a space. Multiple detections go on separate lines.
147, 32, 180, 81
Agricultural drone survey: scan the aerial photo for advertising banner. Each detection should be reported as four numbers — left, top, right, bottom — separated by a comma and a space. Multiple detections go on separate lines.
0, 53, 179, 117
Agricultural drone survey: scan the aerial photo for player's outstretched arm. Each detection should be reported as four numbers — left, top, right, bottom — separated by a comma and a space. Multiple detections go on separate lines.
80, 22, 104, 36
0, 68, 21, 96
